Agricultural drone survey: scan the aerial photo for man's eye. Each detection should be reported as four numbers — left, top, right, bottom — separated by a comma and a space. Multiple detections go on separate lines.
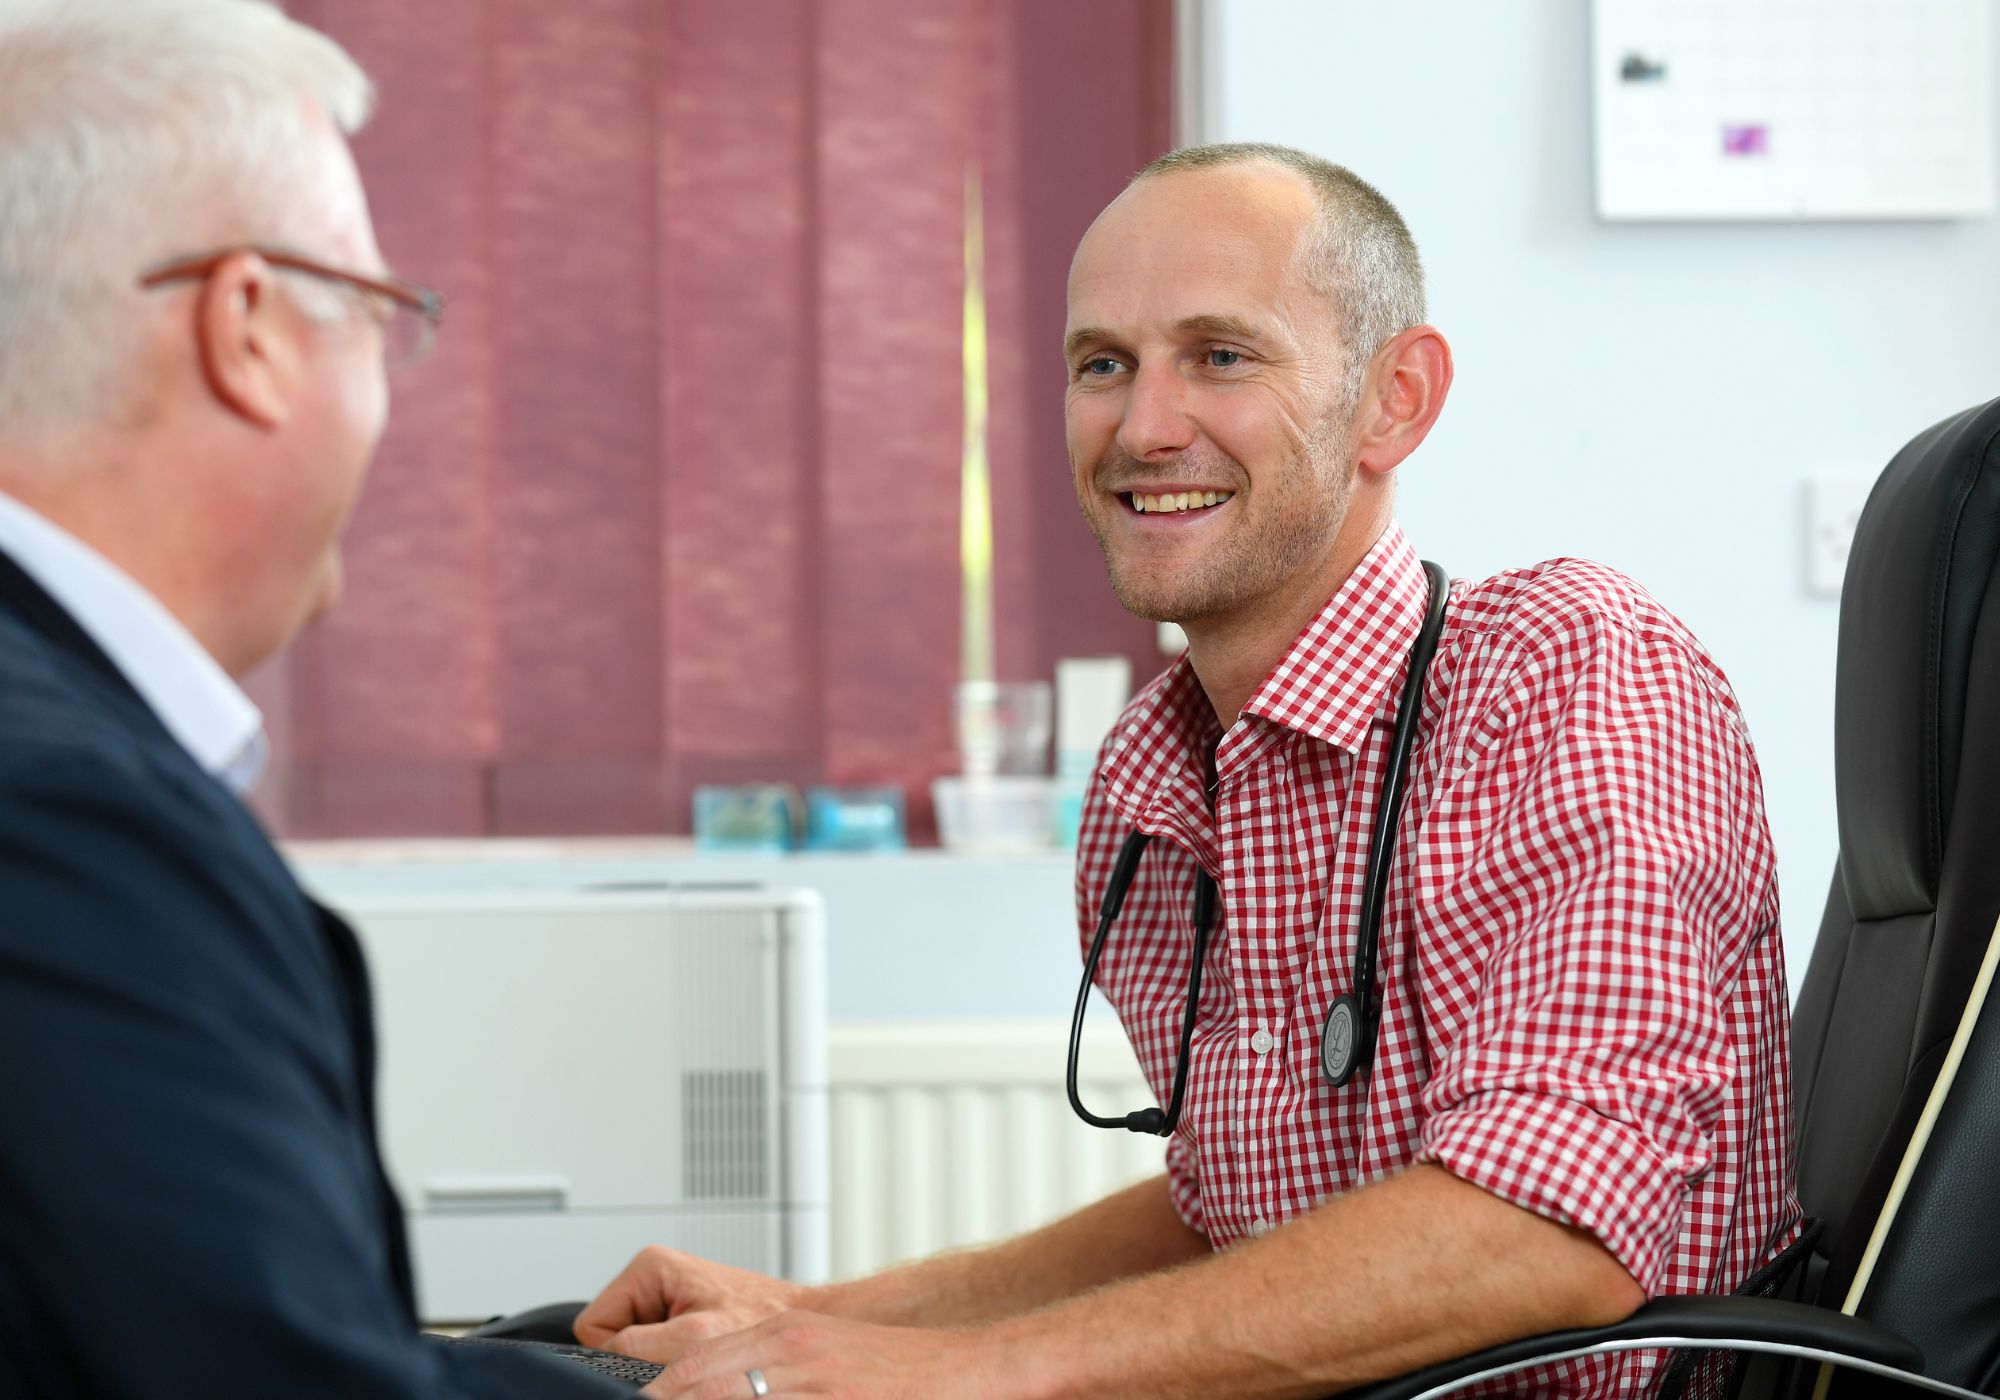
1080, 357, 1122, 377
1206, 349, 1243, 369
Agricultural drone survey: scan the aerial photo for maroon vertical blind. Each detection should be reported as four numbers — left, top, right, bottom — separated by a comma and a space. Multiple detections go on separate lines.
254, 0, 1172, 839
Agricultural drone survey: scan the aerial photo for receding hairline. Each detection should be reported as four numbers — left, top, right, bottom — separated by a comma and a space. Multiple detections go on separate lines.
1132, 142, 1406, 224
1068, 160, 1324, 304
1131, 150, 1320, 203
1091, 153, 1321, 242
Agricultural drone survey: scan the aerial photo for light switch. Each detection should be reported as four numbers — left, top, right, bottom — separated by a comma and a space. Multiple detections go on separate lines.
1806, 471, 1877, 598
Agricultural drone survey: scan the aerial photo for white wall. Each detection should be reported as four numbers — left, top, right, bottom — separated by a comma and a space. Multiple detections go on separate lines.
1197, 1, 2000, 992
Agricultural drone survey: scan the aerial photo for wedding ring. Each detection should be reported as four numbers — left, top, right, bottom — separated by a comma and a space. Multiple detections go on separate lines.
746, 1367, 771, 1397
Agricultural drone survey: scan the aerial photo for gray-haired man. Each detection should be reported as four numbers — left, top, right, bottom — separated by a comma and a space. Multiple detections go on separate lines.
0, 1, 633, 1393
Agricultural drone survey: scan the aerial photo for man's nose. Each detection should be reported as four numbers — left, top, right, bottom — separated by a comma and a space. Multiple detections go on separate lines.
1115, 363, 1196, 463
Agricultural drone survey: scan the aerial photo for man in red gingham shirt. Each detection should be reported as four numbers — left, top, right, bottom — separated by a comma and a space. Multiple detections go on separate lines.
1073, 525, 1797, 1397
581, 142, 1798, 1400
1053, 148, 1799, 1397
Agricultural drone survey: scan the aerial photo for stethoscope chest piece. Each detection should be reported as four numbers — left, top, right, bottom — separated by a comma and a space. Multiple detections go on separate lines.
1320, 994, 1361, 1087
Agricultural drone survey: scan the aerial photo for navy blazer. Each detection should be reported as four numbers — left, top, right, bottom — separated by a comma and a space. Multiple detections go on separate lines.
0, 551, 632, 1397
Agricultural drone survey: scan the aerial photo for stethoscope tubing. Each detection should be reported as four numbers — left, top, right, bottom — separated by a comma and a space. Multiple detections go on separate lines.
1325, 558, 1450, 1086
1068, 560, 1450, 1132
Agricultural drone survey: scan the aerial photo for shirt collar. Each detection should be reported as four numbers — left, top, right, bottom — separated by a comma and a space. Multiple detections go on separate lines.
1093, 655, 1221, 848
1239, 521, 1429, 753
1096, 523, 1429, 837
0, 490, 267, 794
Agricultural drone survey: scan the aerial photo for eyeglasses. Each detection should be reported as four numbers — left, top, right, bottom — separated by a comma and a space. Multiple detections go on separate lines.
138, 247, 445, 371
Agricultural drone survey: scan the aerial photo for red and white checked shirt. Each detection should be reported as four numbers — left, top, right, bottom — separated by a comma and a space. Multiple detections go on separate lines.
1075, 523, 1801, 1398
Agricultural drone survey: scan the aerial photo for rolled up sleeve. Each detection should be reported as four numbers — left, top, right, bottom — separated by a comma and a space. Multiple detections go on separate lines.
1408, 611, 1771, 1294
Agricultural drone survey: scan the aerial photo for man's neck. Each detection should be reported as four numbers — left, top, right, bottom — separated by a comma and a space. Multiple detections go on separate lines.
0, 449, 240, 679
1183, 592, 1335, 729
1182, 506, 1392, 728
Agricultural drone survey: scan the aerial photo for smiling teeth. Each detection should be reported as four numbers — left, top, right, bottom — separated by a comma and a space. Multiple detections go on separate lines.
1133, 491, 1232, 513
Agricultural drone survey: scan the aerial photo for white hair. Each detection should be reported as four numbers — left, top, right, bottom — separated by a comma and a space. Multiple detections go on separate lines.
0, 0, 374, 446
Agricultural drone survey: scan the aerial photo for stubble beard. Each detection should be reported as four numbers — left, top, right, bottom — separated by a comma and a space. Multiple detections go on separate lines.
1088, 409, 1354, 626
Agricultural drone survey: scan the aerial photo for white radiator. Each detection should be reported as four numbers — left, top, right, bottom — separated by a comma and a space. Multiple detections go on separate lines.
826, 1020, 1162, 1279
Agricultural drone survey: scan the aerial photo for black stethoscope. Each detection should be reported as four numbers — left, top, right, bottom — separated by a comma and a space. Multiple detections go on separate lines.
1067, 561, 1450, 1136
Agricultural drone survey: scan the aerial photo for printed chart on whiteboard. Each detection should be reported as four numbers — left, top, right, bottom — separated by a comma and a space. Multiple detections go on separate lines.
1591, 0, 1997, 220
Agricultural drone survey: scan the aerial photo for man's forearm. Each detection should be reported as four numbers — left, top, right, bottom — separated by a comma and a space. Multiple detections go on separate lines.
977, 1165, 1644, 1399
805, 1174, 1209, 1327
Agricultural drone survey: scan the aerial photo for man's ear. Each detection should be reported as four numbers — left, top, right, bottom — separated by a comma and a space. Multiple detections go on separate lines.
1351, 325, 1453, 479
194, 252, 302, 430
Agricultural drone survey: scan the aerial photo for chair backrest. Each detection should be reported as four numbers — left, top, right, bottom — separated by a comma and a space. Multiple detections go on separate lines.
1791, 394, 2000, 1389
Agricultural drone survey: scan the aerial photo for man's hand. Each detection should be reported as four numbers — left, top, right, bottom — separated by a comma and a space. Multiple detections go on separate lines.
595, 1167, 1639, 1398
576, 1246, 807, 1362
636, 1311, 1004, 1400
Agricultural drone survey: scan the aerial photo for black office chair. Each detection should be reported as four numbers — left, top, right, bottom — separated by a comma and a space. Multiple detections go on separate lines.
1346, 394, 2000, 1399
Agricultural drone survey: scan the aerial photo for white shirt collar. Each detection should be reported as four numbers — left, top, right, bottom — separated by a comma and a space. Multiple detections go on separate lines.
0, 490, 267, 794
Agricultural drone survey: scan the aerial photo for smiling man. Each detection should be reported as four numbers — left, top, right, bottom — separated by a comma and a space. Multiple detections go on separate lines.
586, 144, 1801, 1400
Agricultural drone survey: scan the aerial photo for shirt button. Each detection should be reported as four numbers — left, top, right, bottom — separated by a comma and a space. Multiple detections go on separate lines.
1250, 1028, 1274, 1055
1249, 1216, 1272, 1238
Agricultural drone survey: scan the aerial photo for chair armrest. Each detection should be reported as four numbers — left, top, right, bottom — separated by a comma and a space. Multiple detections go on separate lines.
1343, 1295, 1926, 1400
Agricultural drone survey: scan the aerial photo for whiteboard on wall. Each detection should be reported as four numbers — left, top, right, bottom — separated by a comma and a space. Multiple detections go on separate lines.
1592, 0, 1996, 220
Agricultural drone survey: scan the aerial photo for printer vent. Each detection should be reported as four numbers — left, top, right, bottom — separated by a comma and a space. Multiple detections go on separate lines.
683, 1069, 770, 1200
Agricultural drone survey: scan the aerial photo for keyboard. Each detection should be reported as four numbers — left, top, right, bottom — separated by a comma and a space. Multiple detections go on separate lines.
439, 1333, 667, 1385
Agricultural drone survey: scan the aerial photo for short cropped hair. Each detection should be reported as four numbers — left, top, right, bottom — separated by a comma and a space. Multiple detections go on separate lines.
0, 0, 374, 446
1136, 142, 1426, 407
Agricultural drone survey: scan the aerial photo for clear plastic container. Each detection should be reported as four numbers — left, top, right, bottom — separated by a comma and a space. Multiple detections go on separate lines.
953, 681, 1053, 777
931, 775, 1056, 854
